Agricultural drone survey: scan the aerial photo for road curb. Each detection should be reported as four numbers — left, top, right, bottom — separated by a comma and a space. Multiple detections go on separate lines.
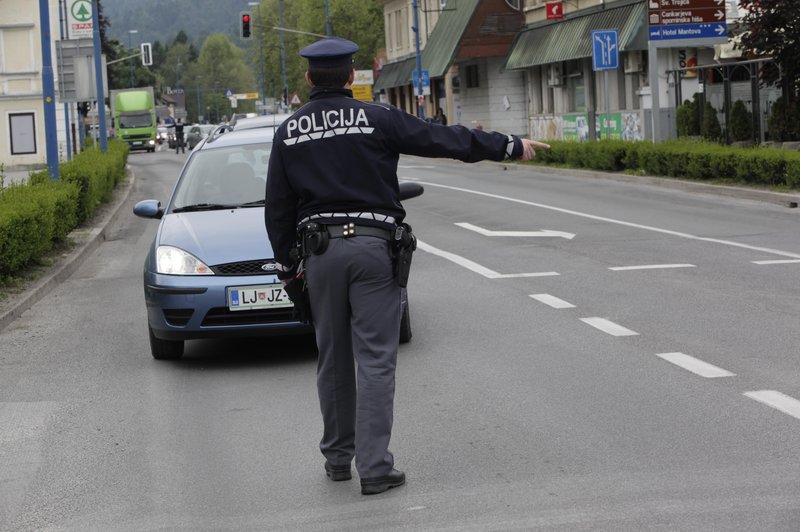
0, 167, 137, 332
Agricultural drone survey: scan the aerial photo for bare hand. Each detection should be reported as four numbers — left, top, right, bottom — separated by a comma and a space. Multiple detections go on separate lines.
519, 139, 551, 161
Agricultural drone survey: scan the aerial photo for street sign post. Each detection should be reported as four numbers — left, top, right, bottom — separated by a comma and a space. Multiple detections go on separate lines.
592, 30, 619, 140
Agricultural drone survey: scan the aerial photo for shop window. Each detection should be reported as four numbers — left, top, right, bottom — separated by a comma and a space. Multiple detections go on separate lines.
9, 112, 36, 155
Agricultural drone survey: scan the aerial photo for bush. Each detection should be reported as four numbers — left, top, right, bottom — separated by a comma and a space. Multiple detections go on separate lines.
0, 139, 127, 278
701, 102, 722, 141
729, 100, 753, 142
676, 100, 696, 137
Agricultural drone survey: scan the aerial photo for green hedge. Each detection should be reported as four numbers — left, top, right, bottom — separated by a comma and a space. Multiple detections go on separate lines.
531, 140, 800, 189
0, 139, 128, 278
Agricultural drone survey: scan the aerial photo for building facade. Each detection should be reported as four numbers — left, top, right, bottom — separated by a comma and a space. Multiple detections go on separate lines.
377, 0, 760, 142
0, 0, 76, 171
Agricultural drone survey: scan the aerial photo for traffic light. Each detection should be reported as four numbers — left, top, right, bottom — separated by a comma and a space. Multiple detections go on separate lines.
240, 11, 252, 39
140, 42, 152, 66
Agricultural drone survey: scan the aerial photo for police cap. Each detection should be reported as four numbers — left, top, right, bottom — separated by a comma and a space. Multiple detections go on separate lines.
300, 37, 359, 69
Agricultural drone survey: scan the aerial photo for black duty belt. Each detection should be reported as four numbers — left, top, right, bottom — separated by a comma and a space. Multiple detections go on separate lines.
326, 222, 393, 241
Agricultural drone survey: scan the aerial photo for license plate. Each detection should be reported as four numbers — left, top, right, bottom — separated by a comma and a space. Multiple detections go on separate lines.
133, 141, 143, 146
227, 283, 292, 311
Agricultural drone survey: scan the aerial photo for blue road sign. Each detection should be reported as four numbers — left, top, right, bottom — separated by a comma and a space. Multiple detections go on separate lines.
592, 30, 619, 71
412, 69, 430, 88
648, 22, 727, 41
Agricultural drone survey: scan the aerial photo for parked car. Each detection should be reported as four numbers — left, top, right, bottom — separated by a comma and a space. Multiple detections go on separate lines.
133, 123, 420, 359
186, 124, 217, 150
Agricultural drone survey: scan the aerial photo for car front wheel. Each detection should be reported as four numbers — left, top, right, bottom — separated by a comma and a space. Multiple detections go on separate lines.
148, 326, 184, 360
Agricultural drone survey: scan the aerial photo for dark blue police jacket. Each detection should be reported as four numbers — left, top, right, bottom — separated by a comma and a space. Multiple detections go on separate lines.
265, 86, 523, 278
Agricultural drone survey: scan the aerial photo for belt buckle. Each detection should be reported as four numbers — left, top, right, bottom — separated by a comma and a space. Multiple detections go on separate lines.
342, 222, 355, 237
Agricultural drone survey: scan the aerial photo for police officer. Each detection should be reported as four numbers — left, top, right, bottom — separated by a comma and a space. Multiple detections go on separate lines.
174, 118, 185, 154
264, 37, 549, 495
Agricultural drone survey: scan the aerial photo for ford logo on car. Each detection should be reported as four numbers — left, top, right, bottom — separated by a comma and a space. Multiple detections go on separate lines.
261, 262, 278, 272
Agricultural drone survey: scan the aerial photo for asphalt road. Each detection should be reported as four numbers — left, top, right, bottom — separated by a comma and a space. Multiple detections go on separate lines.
2, 148, 799, 531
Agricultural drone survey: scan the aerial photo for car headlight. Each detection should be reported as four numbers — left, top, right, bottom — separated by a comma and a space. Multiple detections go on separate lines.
156, 245, 214, 275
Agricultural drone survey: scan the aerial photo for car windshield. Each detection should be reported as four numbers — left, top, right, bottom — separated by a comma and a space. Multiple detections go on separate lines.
118, 112, 152, 128
171, 143, 271, 210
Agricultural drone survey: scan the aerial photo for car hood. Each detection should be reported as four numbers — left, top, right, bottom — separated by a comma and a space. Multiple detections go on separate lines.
158, 207, 273, 266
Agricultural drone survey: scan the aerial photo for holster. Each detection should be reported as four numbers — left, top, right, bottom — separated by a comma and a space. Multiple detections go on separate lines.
283, 275, 312, 324
298, 222, 329, 257
392, 223, 416, 288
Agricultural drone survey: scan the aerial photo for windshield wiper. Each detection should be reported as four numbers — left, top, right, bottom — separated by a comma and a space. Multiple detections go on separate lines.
172, 203, 238, 213
239, 199, 266, 207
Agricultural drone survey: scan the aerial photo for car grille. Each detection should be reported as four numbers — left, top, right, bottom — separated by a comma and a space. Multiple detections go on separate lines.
201, 307, 295, 326
212, 259, 280, 276
163, 308, 194, 326
123, 133, 152, 140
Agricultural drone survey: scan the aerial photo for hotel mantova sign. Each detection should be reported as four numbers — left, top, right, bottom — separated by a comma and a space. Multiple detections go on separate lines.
67, 0, 93, 39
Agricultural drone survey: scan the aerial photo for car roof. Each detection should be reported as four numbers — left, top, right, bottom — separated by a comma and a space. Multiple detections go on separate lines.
229, 113, 292, 131
196, 125, 277, 150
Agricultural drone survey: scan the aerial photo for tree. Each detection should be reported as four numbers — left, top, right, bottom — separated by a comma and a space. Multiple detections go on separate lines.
729, 100, 753, 142
196, 33, 257, 120
701, 102, 722, 141
738, 0, 800, 100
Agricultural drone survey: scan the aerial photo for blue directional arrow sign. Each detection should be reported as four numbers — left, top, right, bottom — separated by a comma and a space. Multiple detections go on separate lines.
648, 22, 727, 41
592, 30, 619, 72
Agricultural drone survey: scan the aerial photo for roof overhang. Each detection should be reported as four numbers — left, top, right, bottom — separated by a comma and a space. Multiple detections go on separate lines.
505, 0, 647, 70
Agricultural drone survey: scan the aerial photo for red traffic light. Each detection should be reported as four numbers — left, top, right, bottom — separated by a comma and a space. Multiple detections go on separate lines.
240, 11, 252, 38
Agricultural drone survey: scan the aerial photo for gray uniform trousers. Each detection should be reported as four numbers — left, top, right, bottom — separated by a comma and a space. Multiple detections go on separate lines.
305, 234, 401, 479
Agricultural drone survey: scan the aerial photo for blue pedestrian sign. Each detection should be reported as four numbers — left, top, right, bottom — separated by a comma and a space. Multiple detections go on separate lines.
412, 69, 430, 89
592, 30, 619, 71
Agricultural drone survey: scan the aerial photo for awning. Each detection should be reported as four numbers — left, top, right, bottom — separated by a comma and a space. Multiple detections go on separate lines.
505, 1, 647, 70
421, 0, 481, 78
373, 58, 416, 91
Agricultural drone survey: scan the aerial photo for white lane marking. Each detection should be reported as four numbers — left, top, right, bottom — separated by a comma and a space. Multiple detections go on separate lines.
579, 317, 639, 336
752, 259, 800, 265
744, 390, 800, 421
413, 180, 800, 259
609, 263, 696, 271
530, 294, 576, 309
415, 239, 559, 279
456, 222, 575, 239
398, 165, 436, 169
656, 352, 736, 378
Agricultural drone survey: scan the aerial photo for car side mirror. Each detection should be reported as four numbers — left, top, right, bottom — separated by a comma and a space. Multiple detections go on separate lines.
133, 199, 164, 219
398, 182, 424, 201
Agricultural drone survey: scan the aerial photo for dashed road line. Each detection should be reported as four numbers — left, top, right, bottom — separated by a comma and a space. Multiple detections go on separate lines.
744, 390, 800, 421
609, 264, 696, 271
752, 259, 800, 265
416, 239, 559, 279
656, 352, 736, 378
529, 294, 575, 309
579, 317, 639, 337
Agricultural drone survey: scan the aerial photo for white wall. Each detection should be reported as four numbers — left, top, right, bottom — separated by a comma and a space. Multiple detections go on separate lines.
456, 57, 527, 136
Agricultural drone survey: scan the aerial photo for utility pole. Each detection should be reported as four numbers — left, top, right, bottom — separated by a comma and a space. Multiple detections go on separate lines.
58, 0, 72, 160
249, 1, 267, 115
38, 0, 59, 178
325, 0, 332, 36
92, 0, 108, 152
279, 0, 288, 110
128, 29, 138, 88
412, 0, 425, 120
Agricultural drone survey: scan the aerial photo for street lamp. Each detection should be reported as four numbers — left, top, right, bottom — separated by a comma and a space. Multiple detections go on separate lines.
249, 1, 267, 115
176, 62, 182, 88
128, 29, 138, 88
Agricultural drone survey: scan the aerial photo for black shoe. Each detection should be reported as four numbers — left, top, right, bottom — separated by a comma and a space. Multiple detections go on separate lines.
324, 461, 352, 481
360, 468, 405, 495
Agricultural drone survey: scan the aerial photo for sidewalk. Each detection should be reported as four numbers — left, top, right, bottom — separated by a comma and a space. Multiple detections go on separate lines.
0, 168, 136, 332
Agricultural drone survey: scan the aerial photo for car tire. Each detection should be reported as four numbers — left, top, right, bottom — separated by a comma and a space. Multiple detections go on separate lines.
399, 300, 412, 344
148, 326, 184, 360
